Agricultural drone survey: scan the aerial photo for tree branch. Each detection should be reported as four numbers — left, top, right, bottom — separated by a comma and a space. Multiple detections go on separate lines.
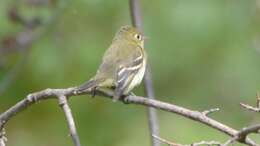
152, 135, 221, 146
223, 124, 260, 146
223, 92, 260, 146
0, 128, 6, 146
58, 95, 81, 146
0, 87, 259, 146
129, 1, 160, 146
240, 92, 260, 112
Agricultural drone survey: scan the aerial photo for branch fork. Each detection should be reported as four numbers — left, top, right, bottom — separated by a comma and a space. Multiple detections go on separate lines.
202, 108, 220, 116
240, 92, 260, 112
1, 88, 260, 146
58, 95, 81, 146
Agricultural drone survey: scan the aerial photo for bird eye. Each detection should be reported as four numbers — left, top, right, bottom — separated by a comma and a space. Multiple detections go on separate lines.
134, 34, 142, 41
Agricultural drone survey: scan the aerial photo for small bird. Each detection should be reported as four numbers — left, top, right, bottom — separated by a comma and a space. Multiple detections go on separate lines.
77, 25, 147, 101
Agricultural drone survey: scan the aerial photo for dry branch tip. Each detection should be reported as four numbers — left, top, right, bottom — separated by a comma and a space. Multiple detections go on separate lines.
202, 108, 220, 116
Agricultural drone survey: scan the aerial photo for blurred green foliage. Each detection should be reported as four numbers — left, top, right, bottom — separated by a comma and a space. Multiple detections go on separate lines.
1, 0, 260, 145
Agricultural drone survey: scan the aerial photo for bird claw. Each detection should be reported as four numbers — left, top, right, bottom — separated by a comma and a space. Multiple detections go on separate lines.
122, 95, 130, 104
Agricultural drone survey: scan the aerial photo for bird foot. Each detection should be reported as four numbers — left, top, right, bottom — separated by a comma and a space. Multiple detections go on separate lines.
122, 95, 130, 104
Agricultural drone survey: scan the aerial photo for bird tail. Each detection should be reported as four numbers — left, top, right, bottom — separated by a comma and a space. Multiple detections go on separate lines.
76, 79, 102, 93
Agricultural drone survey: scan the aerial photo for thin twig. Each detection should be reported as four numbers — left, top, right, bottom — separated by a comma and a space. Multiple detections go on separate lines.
257, 92, 260, 109
240, 103, 260, 112
152, 135, 221, 146
223, 137, 236, 146
240, 92, 260, 112
152, 135, 183, 146
58, 95, 81, 146
0, 87, 259, 146
202, 108, 220, 116
129, 1, 160, 146
191, 141, 221, 146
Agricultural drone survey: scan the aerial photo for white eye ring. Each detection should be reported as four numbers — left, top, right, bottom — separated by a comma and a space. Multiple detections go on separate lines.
134, 34, 142, 41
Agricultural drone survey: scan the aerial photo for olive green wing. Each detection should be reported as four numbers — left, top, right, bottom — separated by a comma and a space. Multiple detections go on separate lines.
113, 43, 144, 101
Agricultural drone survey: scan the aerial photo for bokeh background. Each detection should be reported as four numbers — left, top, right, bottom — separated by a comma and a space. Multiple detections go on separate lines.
1, 0, 260, 145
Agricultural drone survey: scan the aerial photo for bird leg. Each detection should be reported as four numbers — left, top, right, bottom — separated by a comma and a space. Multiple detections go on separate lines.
91, 87, 97, 98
